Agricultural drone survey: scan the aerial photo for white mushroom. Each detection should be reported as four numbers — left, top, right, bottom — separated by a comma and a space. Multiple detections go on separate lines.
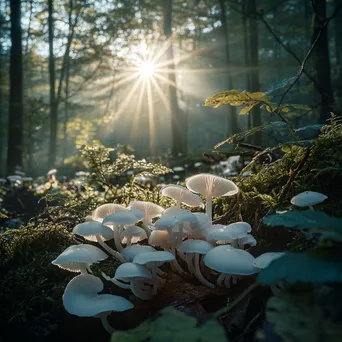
203, 245, 258, 288
291, 191, 328, 211
133, 251, 175, 295
120, 225, 147, 246
52, 244, 108, 274
63, 274, 134, 333
103, 211, 143, 252
92, 203, 127, 223
128, 201, 164, 237
111, 262, 153, 300
161, 184, 204, 209
121, 245, 157, 261
185, 174, 238, 220
225, 222, 252, 248
72, 222, 125, 263
177, 239, 215, 289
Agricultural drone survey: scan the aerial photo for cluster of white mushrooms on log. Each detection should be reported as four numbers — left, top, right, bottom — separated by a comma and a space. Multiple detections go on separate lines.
52, 173, 327, 333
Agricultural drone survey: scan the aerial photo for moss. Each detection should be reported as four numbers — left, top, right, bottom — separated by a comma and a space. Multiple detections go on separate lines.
213, 118, 342, 226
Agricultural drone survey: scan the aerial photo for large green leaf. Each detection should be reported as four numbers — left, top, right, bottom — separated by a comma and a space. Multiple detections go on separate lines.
263, 210, 342, 242
258, 251, 342, 285
111, 307, 228, 342
264, 292, 342, 342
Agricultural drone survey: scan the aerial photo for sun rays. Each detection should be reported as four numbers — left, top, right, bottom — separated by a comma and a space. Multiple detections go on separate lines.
104, 36, 217, 154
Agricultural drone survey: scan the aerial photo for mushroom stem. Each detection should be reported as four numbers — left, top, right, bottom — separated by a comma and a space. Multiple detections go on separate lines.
224, 275, 231, 288
113, 225, 124, 252
166, 226, 174, 245
217, 273, 226, 287
206, 196, 212, 221
126, 236, 132, 246
176, 199, 181, 208
186, 253, 196, 274
177, 223, 184, 247
156, 268, 167, 277
130, 280, 153, 300
230, 239, 238, 248
142, 221, 151, 238
86, 265, 93, 274
101, 272, 131, 289
79, 264, 89, 275
96, 234, 125, 263
309, 205, 314, 211
100, 313, 115, 334
232, 276, 238, 284
170, 257, 185, 275
237, 238, 243, 249
194, 253, 215, 289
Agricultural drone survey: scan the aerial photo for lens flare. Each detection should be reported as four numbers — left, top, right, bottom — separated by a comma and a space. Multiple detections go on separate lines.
139, 61, 155, 77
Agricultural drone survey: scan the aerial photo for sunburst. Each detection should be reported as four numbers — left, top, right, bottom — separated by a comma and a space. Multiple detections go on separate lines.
105, 36, 215, 155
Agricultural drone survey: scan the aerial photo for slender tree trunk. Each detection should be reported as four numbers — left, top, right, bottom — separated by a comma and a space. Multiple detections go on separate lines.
63, 53, 70, 161
219, 0, 238, 137
163, 0, 185, 156
242, 1, 251, 130
311, 0, 334, 124
334, 1, 342, 104
7, 0, 23, 174
247, 0, 262, 145
62, 0, 74, 160
48, 0, 57, 168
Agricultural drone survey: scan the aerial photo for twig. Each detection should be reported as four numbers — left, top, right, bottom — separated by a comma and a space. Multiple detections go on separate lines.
277, 4, 342, 108
214, 283, 258, 319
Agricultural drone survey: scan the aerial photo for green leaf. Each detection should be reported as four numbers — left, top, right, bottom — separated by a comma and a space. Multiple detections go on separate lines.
257, 251, 342, 285
264, 292, 342, 342
263, 210, 342, 242
111, 307, 228, 342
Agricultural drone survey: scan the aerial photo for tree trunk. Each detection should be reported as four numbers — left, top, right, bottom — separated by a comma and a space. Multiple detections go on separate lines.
48, 0, 57, 168
7, 0, 23, 174
163, 0, 185, 156
334, 1, 342, 104
311, 0, 334, 124
247, 0, 262, 145
219, 0, 238, 137
242, 1, 251, 130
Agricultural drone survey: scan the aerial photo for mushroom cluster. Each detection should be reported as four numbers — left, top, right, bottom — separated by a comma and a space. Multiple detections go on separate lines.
52, 173, 287, 333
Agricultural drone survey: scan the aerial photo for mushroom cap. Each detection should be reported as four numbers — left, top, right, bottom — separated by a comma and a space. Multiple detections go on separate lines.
121, 245, 157, 261
63, 274, 134, 317
133, 251, 175, 266
92, 203, 127, 223
203, 246, 258, 275
290, 191, 328, 207
191, 213, 211, 230
120, 225, 147, 244
205, 225, 230, 241
177, 239, 214, 254
128, 201, 164, 222
148, 230, 169, 247
103, 210, 142, 226
52, 244, 108, 271
47, 168, 58, 176
240, 234, 257, 247
154, 208, 197, 229
72, 222, 113, 242
252, 252, 286, 269
225, 222, 252, 239
115, 262, 152, 281
185, 173, 239, 198
161, 184, 205, 208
